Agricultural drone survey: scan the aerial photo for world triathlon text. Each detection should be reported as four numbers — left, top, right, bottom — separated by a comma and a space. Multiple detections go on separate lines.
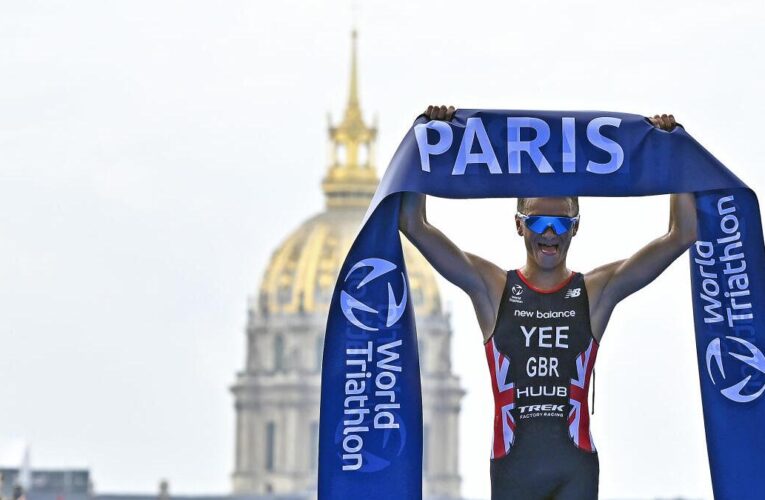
342, 339, 402, 471
693, 195, 754, 327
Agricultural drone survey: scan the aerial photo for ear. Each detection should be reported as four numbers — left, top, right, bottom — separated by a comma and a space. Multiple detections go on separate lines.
572, 219, 579, 236
515, 216, 523, 236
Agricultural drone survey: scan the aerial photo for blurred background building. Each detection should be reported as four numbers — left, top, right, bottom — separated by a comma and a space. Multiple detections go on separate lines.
0, 30, 463, 500
228, 30, 464, 499
0, 467, 91, 500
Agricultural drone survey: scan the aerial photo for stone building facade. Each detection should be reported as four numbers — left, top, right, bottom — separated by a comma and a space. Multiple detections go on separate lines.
229, 30, 464, 499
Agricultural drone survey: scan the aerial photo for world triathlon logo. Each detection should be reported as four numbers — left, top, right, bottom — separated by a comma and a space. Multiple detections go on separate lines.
706, 336, 765, 403
509, 284, 524, 304
340, 258, 408, 332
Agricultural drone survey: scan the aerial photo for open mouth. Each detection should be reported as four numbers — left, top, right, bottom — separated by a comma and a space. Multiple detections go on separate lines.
538, 242, 559, 256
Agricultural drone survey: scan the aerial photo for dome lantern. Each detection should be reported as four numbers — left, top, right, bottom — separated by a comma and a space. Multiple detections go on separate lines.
322, 29, 378, 209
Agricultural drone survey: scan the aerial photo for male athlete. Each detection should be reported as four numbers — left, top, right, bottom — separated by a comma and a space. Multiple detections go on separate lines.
398, 106, 698, 499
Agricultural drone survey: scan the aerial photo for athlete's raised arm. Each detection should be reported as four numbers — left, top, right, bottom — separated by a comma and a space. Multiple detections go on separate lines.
398, 105, 506, 339
585, 114, 698, 340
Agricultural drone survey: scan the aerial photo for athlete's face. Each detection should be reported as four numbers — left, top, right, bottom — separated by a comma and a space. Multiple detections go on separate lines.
516, 197, 579, 268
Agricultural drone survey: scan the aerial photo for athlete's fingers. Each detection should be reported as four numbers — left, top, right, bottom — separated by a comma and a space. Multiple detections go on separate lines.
436, 105, 447, 120
668, 114, 676, 129
424, 105, 434, 119
663, 114, 673, 130
446, 105, 456, 120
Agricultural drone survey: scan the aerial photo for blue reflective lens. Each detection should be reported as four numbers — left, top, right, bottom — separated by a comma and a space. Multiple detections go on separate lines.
519, 214, 579, 235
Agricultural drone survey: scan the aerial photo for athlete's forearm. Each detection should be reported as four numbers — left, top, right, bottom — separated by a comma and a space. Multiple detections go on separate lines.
398, 191, 427, 233
398, 192, 487, 294
650, 113, 696, 245
667, 192, 698, 245
595, 193, 698, 306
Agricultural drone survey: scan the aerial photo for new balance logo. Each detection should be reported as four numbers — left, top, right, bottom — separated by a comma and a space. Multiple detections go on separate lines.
564, 288, 581, 299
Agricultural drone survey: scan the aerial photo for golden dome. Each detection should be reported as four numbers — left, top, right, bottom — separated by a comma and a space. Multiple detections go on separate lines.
256, 30, 441, 318
257, 207, 442, 317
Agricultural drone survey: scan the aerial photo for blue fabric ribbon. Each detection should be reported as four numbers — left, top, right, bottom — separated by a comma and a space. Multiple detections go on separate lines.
319, 109, 765, 499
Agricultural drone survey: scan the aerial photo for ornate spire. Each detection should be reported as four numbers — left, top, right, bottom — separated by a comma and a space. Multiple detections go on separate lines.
322, 29, 378, 209
347, 29, 360, 111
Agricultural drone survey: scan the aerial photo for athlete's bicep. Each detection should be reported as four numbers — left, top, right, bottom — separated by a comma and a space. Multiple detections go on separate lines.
584, 262, 624, 344
465, 253, 507, 340
400, 220, 486, 294
599, 232, 691, 306
584, 261, 622, 310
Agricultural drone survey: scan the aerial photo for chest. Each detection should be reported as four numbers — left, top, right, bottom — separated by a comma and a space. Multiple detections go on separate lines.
492, 275, 595, 374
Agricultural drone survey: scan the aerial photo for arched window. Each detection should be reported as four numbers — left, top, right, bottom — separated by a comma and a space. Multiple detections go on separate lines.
358, 143, 368, 166
310, 421, 320, 469
423, 424, 430, 474
266, 421, 276, 471
336, 144, 346, 165
316, 336, 324, 372
274, 335, 285, 372
418, 339, 426, 374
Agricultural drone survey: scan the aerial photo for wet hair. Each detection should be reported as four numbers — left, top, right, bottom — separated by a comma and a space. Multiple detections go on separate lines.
517, 196, 580, 217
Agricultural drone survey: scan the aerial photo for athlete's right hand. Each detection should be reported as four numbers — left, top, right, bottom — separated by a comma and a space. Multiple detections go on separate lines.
422, 105, 456, 121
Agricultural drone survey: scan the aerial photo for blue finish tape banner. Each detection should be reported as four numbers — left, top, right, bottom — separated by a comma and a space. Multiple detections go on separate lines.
318, 109, 765, 499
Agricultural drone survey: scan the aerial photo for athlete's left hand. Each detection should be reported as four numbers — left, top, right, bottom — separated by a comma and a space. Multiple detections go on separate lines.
648, 114, 677, 131
422, 105, 456, 121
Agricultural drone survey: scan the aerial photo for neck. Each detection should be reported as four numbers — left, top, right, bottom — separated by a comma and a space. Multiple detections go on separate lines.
519, 260, 571, 289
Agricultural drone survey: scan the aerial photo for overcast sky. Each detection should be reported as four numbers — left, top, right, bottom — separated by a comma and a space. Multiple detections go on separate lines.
2, 1, 764, 499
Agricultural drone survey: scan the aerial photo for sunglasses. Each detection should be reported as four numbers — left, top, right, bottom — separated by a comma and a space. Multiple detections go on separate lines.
516, 212, 580, 235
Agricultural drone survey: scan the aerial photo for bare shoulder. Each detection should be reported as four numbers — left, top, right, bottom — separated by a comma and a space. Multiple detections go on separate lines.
583, 259, 625, 344
583, 260, 622, 310
466, 252, 506, 302
465, 252, 507, 341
